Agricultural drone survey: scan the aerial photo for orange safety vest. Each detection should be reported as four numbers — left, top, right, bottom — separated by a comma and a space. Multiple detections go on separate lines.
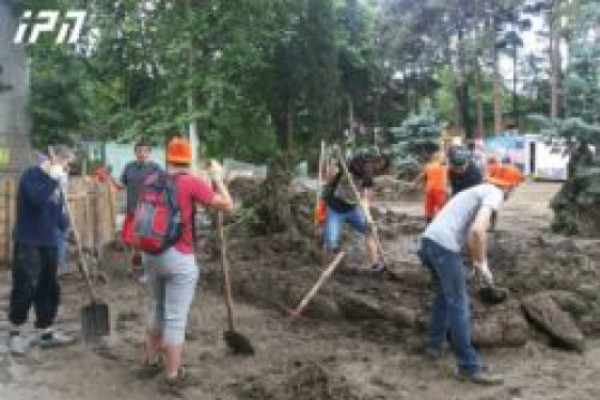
423, 162, 447, 192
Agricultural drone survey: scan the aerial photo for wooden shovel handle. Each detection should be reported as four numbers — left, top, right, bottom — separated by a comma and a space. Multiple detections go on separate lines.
63, 188, 98, 302
217, 212, 235, 331
292, 251, 345, 316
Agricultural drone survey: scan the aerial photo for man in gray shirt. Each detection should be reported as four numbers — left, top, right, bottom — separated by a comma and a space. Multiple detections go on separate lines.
418, 173, 520, 385
120, 141, 162, 247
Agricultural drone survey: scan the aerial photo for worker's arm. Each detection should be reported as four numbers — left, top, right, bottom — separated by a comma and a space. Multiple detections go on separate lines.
468, 205, 494, 285
468, 205, 493, 263
206, 160, 232, 214
411, 171, 425, 187
210, 179, 232, 214
113, 180, 125, 191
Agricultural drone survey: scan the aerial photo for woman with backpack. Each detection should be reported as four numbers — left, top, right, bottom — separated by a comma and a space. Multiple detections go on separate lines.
135, 137, 232, 393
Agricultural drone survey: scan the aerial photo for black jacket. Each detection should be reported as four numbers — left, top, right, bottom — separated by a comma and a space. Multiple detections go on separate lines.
13, 166, 69, 246
449, 162, 483, 196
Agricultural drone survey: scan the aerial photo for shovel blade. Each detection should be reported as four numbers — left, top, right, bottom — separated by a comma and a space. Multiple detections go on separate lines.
224, 330, 254, 356
81, 302, 110, 342
478, 286, 509, 306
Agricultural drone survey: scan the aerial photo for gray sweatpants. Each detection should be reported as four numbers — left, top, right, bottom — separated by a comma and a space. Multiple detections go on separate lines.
142, 248, 200, 346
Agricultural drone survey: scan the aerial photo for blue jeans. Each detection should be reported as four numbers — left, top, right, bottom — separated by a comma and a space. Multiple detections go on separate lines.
324, 205, 368, 250
419, 238, 481, 375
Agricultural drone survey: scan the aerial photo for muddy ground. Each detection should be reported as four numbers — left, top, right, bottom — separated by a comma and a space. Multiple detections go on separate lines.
1, 181, 600, 400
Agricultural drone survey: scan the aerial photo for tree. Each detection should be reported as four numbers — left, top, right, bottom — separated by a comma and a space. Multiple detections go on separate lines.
564, 0, 600, 124
389, 106, 442, 178
529, 114, 600, 236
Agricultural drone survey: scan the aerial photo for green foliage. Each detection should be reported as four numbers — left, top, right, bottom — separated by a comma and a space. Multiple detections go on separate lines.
528, 114, 600, 146
388, 106, 442, 177
564, 1, 600, 124
529, 114, 600, 236
29, 46, 91, 148
19, 0, 594, 166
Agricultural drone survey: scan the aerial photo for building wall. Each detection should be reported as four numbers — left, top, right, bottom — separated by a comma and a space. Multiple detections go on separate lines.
0, 0, 32, 174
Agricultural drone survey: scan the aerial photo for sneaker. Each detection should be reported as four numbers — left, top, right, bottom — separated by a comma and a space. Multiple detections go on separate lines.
38, 331, 75, 349
8, 332, 31, 356
158, 369, 201, 396
136, 359, 163, 380
457, 369, 504, 386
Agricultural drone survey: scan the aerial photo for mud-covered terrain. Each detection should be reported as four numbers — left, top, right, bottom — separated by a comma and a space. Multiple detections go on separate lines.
2, 181, 600, 400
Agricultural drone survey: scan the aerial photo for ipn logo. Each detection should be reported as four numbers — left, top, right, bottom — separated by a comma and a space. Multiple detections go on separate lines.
14, 10, 88, 44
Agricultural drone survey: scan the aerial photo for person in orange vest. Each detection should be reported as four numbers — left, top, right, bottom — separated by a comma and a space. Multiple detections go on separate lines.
413, 152, 448, 223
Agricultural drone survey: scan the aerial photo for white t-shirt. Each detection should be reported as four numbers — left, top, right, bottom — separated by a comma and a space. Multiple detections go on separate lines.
423, 183, 503, 252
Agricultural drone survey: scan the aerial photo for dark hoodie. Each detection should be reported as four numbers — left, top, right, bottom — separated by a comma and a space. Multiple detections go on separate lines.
13, 166, 69, 247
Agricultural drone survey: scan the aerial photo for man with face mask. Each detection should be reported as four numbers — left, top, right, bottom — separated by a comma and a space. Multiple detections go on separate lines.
7, 145, 75, 355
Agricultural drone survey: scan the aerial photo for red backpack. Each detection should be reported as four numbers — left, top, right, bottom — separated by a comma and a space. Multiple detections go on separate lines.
132, 171, 183, 254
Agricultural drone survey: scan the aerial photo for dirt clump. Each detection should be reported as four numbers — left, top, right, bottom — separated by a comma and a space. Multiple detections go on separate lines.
236, 361, 366, 400
522, 292, 585, 352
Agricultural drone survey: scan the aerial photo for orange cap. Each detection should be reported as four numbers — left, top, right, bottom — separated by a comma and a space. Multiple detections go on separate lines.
486, 165, 522, 188
167, 137, 193, 164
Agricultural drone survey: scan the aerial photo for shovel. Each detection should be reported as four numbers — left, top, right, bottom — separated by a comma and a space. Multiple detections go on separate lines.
63, 189, 111, 342
289, 251, 345, 318
335, 150, 388, 268
217, 212, 254, 355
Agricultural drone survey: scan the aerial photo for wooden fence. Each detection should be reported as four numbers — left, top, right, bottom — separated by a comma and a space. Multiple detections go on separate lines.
0, 176, 117, 266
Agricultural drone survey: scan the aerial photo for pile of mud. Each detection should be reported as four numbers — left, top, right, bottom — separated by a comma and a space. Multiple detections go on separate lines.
236, 361, 366, 400
199, 196, 600, 351
100, 177, 600, 353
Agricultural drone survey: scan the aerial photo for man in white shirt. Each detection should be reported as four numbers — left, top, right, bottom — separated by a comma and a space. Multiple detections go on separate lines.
418, 173, 520, 385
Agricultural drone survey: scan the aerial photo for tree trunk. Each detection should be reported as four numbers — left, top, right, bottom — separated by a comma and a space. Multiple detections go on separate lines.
187, 0, 199, 170
347, 94, 354, 133
286, 101, 294, 153
512, 44, 519, 127
475, 63, 485, 138
456, 26, 472, 138
492, 46, 503, 135
475, 0, 485, 139
549, 0, 560, 119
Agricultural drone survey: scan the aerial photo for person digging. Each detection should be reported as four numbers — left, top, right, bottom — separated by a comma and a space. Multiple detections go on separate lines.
321, 156, 383, 271
417, 173, 518, 386
7, 146, 76, 355
135, 137, 232, 395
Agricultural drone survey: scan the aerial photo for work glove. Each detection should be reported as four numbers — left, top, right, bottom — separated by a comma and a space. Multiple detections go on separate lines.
207, 159, 224, 182
474, 260, 494, 287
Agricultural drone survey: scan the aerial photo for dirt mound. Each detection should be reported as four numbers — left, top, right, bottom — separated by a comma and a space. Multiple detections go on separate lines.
522, 292, 585, 352
236, 361, 364, 400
